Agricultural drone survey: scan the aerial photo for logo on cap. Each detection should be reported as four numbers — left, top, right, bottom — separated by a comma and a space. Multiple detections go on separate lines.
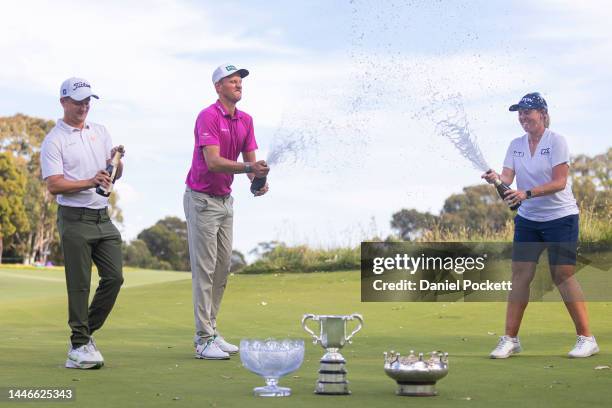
72, 81, 91, 91
225, 65, 237, 71
509, 92, 548, 112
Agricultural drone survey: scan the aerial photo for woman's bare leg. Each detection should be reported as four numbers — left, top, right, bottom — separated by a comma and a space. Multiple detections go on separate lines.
551, 264, 591, 336
505, 261, 537, 337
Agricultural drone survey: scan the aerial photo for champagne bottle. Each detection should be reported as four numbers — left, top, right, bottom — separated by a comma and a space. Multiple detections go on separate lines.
250, 176, 267, 195
95, 151, 122, 197
487, 170, 520, 211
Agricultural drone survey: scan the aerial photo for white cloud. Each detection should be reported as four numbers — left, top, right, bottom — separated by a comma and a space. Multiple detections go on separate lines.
114, 181, 140, 205
526, 0, 612, 38
519, 0, 612, 71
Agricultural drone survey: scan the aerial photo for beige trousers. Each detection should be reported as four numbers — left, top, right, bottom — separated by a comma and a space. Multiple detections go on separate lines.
183, 188, 233, 343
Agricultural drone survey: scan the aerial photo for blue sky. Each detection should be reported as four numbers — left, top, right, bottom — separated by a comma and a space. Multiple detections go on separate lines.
1, 0, 610, 255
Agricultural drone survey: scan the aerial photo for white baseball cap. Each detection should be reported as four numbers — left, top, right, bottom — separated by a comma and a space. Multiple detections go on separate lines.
212, 64, 249, 84
60, 77, 99, 101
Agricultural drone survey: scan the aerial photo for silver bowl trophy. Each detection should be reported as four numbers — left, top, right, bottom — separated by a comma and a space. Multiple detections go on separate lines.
383, 350, 449, 396
240, 339, 305, 397
302, 313, 364, 395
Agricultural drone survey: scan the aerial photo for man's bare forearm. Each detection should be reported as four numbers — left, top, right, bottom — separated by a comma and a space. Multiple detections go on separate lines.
243, 151, 257, 181
207, 155, 251, 174
47, 176, 95, 195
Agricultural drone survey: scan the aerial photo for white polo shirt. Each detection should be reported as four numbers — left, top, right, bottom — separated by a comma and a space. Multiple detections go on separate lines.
41, 119, 112, 209
503, 128, 579, 222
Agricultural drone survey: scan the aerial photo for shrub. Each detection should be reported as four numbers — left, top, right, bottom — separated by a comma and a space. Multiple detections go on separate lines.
239, 244, 360, 274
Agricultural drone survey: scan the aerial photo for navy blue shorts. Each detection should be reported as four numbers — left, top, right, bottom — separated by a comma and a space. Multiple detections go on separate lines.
512, 214, 579, 265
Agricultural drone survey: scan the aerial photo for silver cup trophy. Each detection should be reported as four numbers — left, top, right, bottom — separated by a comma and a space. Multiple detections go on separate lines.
301, 313, 363, 395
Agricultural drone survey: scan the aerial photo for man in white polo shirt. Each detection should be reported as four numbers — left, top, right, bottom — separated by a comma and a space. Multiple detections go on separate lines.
41, 77, 125, 369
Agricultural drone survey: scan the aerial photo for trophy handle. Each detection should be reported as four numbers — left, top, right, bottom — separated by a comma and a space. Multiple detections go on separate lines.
345, 313, 364, 343
301, 314, 320, 344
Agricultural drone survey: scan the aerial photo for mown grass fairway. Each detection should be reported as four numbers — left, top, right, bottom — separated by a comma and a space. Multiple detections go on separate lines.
1, 266, 610, 407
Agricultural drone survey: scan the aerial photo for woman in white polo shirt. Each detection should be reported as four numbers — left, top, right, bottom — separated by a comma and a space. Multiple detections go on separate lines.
482, 92, 598, 359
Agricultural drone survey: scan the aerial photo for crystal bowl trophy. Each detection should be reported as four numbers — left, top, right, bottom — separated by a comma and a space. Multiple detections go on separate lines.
383, 350, 449, 396
240, 339, 305, 397
301, 313, 363, 395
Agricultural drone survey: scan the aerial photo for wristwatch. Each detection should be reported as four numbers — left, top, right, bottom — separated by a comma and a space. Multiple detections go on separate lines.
526, 190, 533, 199
244, 163, 252, 173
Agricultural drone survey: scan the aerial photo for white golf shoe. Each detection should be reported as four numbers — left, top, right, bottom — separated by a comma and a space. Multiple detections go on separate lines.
65, 343, 104, 369
490, 335, 522, 359
195, 337, 230, 360
568, 335, 599, 358
214, 335, 239, 354
88, 337, 104, 363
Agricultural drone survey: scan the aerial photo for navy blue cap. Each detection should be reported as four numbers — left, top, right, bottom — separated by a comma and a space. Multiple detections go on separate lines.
509, 92, 548, 111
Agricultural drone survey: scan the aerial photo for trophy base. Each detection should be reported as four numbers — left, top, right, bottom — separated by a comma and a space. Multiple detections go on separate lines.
315, 381, 351, 395
315, 355, 351, 395
320, 360, 346, 372
318, 369, 347, 383
396, 382, 438, 397
254, 385, 291, 397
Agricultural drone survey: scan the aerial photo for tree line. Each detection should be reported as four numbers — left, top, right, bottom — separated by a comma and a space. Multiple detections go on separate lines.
1, 114, 610, 269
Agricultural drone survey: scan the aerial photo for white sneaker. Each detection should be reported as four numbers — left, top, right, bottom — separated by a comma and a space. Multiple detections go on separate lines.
65, 343, 103, 369
195, 337, 230, 360
214, 335, 239, 354
88, 337, 104, 363
568, 335, 599, 358
490, 335, 522, 359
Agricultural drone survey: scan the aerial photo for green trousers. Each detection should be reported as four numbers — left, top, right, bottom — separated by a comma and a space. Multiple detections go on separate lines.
57, 205, 124, 347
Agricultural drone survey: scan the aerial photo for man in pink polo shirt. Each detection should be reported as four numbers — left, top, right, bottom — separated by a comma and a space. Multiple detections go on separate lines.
184, 63, 269, 360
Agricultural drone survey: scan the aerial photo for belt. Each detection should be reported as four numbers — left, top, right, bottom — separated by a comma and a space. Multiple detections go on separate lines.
59, 205, 109, 223
59, 205, 108, 215
186, 187, 231, 200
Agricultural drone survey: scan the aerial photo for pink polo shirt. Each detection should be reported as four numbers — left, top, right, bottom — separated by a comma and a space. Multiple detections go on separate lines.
185, 100, 258, 196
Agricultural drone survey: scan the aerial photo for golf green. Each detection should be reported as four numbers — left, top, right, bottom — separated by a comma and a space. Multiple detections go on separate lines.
0, 266, 610, 407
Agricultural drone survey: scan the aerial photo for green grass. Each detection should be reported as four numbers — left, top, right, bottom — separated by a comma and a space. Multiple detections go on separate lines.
0, 266, 611, 408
